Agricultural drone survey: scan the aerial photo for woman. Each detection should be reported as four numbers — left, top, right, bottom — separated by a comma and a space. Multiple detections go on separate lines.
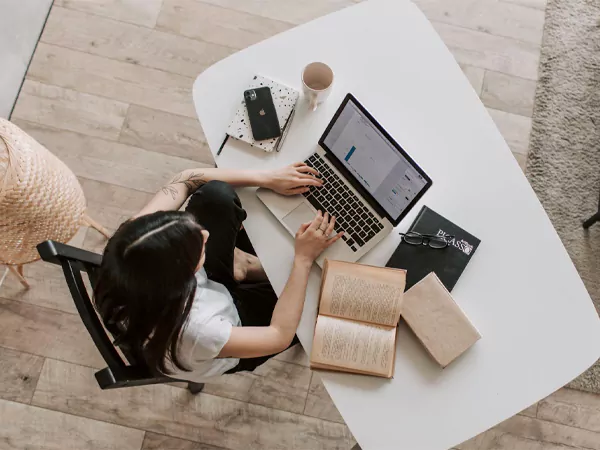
94, 163, 343, 382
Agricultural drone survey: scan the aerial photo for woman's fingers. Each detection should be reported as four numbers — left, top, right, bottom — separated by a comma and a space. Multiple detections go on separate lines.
321, 212, 330, 231
295, 176, 322, 187
292, 161, 304, 167
296, 165, 319, 177
326, 215, 336, 236
308, 210, 323, 231
327, 232, 344, 247
298, 221, 312, 233
286, 186, 310, 195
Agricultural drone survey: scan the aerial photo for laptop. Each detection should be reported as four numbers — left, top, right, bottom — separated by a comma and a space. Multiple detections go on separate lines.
257, 93, 432, 267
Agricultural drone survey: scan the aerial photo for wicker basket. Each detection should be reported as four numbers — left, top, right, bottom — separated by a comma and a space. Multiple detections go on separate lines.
0, 118, 108, 287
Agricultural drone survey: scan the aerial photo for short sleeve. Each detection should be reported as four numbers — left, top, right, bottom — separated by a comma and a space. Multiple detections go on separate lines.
183, 315, 233, 363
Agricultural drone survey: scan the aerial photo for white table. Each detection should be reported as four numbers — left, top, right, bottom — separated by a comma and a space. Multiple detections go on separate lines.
193, 1, 600, 448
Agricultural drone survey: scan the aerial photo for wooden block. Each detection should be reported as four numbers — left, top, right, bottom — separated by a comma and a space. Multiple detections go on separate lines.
32, 358, 354, 449
432, 21, 540, 80
249, 359, 311, 414
414, 0, 545, 46
143, 433, 227, 450
487, 107, 532, 156
156, 0, 292, 49
12, 80, 128, 141
304, 373, 345, 424
197, 0, 358, 25
28, 43, 198, 118
0, 298, 104, 369
481, 70, 537, 117
119, 105, 214, 164
55, 0, 163, 27
0, 397, 144, 449
41, 7, 234, 78
401, 272, 481, 367
0, 348, 44, 403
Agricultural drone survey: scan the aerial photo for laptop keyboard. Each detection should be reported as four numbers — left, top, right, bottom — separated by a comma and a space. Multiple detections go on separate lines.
302, 153, 385, 252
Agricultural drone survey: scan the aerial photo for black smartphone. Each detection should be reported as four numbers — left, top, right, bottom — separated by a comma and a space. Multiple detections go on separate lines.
244, 87, 281, 141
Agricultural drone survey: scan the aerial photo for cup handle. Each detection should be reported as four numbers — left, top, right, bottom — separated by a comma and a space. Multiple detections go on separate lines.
309, 93, 318, 111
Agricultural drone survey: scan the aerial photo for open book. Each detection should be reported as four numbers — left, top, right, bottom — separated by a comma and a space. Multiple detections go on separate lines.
310, 260, 406, 378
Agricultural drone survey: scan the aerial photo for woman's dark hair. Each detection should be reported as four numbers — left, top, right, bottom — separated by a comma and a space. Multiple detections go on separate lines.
93, 211, 205, 374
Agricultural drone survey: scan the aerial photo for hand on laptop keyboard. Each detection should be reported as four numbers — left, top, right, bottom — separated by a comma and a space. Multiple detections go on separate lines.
294, 210, 344, 263
302, 154, 385, 253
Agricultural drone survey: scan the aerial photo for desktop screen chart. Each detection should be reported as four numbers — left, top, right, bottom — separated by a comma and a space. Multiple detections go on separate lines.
323, 100, 428, 220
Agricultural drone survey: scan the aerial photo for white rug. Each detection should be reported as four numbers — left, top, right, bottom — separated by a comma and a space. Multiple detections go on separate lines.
526, 0, 600, 393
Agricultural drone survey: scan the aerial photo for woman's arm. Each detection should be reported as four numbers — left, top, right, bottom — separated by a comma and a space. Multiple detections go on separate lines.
134, 163, 321, 218
219, 211, 343, 358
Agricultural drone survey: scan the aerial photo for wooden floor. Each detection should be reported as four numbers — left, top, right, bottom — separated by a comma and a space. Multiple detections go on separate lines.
2, 0, 600, 449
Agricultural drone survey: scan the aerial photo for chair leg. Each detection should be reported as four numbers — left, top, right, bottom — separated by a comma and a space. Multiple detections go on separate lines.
8, 265, 29, 289
82, 213, 111, 238
187, 382, 205, 394
583, 211, 600, 229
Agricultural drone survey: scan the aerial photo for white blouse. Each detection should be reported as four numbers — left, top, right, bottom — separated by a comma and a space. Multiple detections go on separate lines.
166, 268, 241, 382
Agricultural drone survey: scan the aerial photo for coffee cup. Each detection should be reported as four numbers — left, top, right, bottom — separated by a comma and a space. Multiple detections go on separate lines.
301, 62, 334, 111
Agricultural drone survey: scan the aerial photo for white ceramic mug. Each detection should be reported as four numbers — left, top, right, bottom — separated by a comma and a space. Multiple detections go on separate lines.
301, 62, 334, 111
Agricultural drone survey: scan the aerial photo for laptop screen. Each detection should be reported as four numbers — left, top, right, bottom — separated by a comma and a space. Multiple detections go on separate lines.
321, 96, 430, 222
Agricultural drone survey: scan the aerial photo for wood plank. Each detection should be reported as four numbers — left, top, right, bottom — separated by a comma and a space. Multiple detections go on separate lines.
41, 7, 234, 77
460, 64, 485, 96
487, 108, 532, 155
432, 21, 540, 80
304, 373, 345, 424
0, 347, 44, 403
481, 70, 537, 117
156, 0, 292, 49
0, 227, 87, 314
12, 120, 205, 194
143, 433, 227, 450
197, 0, 358, 25
500, 0, 547, 11
538, 392, 600, 433
32, 358, 354, 450
201, 372, 257, 403
11, 80, 128, 140
520, 403, 539, 418
0, 298, 104, 369
415, 0, 545, 45
55, 0, 163, 27
274, 343, 310, 367
119, 105, 215, 164
0, 260, 79, 314
494, 414, 600, 449
248, 359, 311, 414
544, 388, 600, 411
0, 398, 144, 450
27, 43, 197, 118
457, 429, 575, 450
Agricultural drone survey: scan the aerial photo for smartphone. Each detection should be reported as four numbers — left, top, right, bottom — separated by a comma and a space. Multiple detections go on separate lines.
244, 87, 281, 141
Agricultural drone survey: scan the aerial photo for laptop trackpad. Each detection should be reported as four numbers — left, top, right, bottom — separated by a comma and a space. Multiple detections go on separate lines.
282, 203, 315, 234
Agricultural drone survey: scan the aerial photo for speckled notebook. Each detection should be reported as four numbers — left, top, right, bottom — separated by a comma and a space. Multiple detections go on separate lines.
226, 75, 299, 152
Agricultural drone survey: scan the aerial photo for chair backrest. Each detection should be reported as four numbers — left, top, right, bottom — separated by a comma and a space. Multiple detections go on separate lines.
37, 240, 172, 389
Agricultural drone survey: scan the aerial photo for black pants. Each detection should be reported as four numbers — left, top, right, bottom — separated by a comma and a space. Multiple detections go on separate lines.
185, 181, 297, 373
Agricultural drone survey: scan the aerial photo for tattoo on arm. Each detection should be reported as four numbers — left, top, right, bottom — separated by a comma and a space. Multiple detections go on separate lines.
160, 172, 206, 199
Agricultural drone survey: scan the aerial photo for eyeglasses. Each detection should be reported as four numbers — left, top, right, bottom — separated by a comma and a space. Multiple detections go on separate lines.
399, 232, 454, 249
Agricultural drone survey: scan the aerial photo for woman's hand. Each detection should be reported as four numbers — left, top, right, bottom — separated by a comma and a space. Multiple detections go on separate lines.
262, 162, 323, 195
294, 211, 344, 264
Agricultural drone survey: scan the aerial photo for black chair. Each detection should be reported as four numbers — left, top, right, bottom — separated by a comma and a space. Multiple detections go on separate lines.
37, 240, 205, 394
583, 185, 600, 229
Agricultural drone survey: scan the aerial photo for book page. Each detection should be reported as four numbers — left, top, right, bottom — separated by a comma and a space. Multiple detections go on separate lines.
319, 260, 406, 327
310, 315, 396, 378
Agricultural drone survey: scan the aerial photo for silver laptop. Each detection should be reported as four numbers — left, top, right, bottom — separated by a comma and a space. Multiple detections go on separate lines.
257, 93, 432, 267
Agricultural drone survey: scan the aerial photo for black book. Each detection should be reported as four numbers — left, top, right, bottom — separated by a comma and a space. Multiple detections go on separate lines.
386, 206, 480, 291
